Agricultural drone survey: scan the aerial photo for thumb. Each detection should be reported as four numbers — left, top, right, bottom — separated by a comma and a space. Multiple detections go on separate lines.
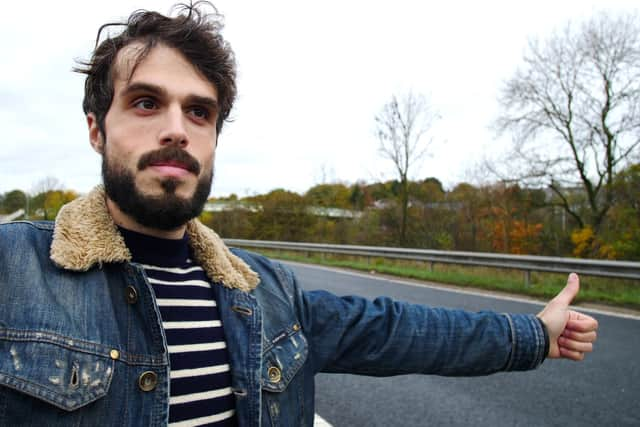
553, 273, 580, 307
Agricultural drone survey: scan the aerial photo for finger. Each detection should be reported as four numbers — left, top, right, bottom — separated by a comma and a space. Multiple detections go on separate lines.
553, 273, 580, 306
568, 311, 598, 322
561, 329, 597, 343
558, 336, 594, 353
565, 316, 599, 333
559, 346, 585, 361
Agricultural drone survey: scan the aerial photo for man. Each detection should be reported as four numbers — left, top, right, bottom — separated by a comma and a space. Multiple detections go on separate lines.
0, 3, 597, 427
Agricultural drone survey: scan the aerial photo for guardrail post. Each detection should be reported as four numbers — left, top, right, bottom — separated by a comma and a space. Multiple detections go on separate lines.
429, 261, 434, 272
524, 270, 531, 287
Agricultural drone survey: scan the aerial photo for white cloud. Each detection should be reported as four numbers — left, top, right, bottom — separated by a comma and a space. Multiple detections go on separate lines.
1, 0, 638, 195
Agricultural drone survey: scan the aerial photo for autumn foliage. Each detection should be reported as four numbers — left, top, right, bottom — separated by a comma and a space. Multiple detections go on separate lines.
198, 164, 640, 261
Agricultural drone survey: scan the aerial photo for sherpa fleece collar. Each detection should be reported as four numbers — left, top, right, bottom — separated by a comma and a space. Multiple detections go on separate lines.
50, 186, 259, 292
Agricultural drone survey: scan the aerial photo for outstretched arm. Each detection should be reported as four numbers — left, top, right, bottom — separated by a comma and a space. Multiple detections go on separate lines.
537, 273, 598, 361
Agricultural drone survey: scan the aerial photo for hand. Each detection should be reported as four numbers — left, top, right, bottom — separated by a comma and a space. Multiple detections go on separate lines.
537, 273, 598, 361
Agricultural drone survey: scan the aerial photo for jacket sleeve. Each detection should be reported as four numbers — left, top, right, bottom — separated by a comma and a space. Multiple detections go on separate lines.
279, 264, 547, 377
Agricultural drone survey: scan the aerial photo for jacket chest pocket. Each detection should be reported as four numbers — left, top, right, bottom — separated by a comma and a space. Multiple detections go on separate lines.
261, 326, 309, 427
0, 338, 114, 414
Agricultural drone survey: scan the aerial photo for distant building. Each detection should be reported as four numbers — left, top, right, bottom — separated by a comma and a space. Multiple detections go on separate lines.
203, 202, 362, 219
204, 201, 261, 213
306, 207, 363, 219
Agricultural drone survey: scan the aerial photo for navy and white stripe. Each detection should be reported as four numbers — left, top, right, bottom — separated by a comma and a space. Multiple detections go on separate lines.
120, 227, 236, 427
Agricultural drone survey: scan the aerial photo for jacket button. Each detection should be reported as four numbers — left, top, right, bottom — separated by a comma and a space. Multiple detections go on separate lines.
125, 286, 138, 304
110, 349, 120, 360
138, 371, 158, 392
292, 323, 300, 332
267, 366, 282, 383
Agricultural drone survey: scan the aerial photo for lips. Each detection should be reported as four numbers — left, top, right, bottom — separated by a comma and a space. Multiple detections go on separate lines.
150, 161, 190, 170
149, 164, 191, 178
148, 160, 193, 179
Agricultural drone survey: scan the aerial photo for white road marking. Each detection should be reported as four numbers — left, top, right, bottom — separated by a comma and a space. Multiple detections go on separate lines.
314, 413, 334, 427
282, 260, 640, 321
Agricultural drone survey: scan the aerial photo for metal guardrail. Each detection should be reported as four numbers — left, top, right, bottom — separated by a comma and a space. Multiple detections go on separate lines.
224, 239, 640, 284
0, 209, 25, 224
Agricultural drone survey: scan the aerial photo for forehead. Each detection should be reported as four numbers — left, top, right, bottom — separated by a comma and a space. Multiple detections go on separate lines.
112, 43, 218, 99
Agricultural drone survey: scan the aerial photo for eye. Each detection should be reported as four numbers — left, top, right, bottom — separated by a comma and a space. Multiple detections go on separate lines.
188, 106, 210, 120
134, 98, 157, 111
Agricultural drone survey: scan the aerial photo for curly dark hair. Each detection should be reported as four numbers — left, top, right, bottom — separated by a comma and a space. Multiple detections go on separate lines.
75, 1, 236, 136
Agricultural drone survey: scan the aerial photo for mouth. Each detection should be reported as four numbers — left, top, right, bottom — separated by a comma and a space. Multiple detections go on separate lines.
149, 161, 193, 178
151, 160, 189, 170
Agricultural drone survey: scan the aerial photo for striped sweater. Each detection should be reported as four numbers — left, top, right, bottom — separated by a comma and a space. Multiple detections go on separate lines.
120, 227, 236, 427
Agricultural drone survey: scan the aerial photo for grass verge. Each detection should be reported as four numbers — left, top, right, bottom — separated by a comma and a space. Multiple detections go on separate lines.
246, 248, 640, 311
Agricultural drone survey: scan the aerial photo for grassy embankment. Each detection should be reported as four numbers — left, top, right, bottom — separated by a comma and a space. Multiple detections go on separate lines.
246, 248, 640, 310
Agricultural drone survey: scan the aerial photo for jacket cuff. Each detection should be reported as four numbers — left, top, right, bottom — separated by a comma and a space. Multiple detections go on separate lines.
502, 313, 547, 371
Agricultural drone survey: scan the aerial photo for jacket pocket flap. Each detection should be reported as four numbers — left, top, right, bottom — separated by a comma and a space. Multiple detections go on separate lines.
261, 329, 308, 392
0, 340, 114, 411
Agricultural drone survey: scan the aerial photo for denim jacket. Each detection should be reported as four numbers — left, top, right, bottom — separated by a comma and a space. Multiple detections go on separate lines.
0, 187, 547, 426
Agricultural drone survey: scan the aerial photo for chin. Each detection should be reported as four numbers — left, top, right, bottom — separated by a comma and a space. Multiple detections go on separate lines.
160, 179, 200, 199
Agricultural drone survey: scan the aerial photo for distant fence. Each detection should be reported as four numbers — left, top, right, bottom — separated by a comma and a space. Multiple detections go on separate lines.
224, 239, 640, 285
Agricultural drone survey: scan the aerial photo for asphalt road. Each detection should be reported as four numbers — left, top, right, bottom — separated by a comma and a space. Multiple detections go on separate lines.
285, 262, 640, 427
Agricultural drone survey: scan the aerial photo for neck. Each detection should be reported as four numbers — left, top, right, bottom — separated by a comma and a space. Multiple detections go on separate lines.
106, 198, 187, 239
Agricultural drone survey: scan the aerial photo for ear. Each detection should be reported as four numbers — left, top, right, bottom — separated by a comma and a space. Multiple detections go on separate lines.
87, 113, 104, 154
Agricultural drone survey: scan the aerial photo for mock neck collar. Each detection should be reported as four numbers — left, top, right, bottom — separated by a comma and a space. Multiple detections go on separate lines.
118, 226, 190, 267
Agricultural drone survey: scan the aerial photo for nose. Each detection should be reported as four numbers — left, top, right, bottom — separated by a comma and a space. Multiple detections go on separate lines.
159, 105, 188, 147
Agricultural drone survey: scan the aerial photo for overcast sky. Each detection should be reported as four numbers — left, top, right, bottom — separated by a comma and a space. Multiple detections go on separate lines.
1, 0, 638, 197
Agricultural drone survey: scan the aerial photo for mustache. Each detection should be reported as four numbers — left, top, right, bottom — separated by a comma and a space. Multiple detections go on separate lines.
137, 146, 201, 175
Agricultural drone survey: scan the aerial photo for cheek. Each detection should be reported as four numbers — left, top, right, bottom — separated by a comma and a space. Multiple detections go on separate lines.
196, 143, 216, 167
104, 114, 149, 155
103, 122, 145, 160
103, 137, 141, 173
202, 151, 215, 175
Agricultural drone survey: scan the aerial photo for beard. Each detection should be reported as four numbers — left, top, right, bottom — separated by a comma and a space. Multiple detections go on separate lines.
102, 147, 213, 231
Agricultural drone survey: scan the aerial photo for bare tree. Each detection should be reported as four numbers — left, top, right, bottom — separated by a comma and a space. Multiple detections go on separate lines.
30, 176, 64, 220
31, 176, 63, 195
375, 91, 438, 245
494, 13, 640, 233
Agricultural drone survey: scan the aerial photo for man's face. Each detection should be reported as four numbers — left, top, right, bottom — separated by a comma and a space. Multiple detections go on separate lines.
89, 44, 219, 230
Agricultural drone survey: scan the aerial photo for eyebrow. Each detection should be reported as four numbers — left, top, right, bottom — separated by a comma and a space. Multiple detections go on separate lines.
121, 82, 167, 99
121, 82, 219, 111
187, 95, 219, 112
